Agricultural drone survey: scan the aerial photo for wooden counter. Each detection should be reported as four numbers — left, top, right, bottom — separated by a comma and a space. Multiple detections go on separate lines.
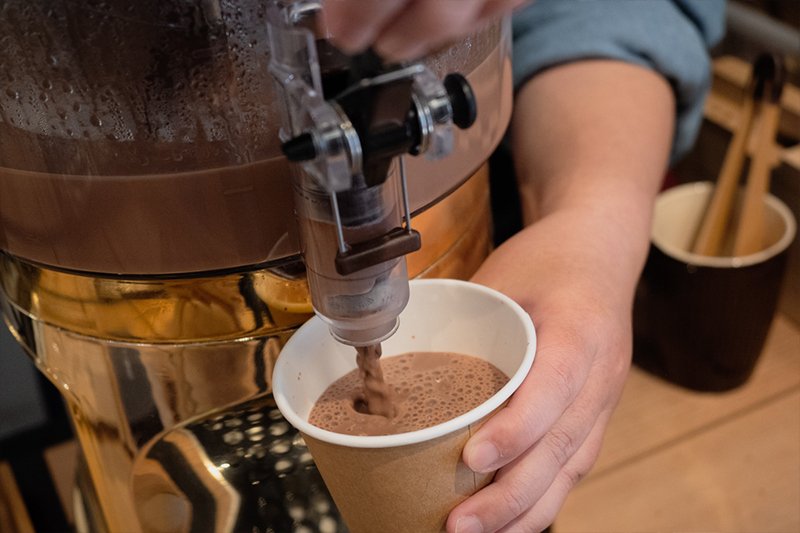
555, 315, 800, 532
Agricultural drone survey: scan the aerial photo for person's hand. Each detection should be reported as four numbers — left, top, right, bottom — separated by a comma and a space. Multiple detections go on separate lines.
447, 208, 634, 532
321, 0, 527, 61
444, 59, 675, 532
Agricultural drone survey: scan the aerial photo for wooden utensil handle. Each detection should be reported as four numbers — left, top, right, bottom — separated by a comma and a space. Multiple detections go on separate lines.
733, 102, 782, 256
691, 97, 757, 256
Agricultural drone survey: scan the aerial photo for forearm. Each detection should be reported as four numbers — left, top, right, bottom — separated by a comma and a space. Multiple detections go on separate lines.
479, 60, 675, 313
513, 59, 673, 220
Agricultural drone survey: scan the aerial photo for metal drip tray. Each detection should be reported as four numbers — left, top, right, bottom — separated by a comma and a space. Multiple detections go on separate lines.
135, 395, 348, 533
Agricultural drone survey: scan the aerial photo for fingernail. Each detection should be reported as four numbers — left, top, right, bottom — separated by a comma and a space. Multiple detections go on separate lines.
455, 515, 484, 533
467, 441, 500, 473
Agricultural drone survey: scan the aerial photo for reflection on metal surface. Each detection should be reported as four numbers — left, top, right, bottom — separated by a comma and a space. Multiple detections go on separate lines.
134, 396, 346, 533
4, 303, 338, 532
408, 164, 492, 278
0, 256, 314, 343
0, 167, 491, 532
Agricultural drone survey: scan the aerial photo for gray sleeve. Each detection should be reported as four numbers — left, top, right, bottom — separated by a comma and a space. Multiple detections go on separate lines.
512, 0, 727, 163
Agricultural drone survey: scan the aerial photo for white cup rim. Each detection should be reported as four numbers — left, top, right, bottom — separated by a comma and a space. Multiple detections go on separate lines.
273, 279, 537, 448
653, 181, 797, 268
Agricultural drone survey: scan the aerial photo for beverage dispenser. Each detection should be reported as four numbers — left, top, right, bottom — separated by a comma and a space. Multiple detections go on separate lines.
0, 1, 512, 530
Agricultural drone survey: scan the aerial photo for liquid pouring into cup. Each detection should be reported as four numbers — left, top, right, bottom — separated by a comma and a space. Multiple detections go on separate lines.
273, 279, 536, 533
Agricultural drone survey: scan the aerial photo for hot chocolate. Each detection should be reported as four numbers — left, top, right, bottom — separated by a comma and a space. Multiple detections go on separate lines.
354, 343, 397, 418
308, 352, 508, 436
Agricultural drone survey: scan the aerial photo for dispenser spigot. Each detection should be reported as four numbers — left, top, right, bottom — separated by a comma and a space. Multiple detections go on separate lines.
276, 53, 477, 275
266, 0, 478, 346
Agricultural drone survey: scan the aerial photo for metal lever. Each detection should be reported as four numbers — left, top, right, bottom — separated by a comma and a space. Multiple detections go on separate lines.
333, 156, 420, 275
280, 72, 478, 168
335, 227, 421, 275
279, 59, 478, 275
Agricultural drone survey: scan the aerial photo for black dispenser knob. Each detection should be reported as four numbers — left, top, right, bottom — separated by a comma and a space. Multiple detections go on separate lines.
281, 132, 317, 162
444, 73, 477, 129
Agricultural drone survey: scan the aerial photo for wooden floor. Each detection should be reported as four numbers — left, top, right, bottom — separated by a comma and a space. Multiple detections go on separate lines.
554, 315, 800, 533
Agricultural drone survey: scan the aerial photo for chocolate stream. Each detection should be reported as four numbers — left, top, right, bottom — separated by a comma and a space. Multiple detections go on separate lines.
355, 343, 397, 418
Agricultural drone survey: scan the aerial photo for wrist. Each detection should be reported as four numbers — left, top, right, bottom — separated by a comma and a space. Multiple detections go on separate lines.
476, 205, 650, 315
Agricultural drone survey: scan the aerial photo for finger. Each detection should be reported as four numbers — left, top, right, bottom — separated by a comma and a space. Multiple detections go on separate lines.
373, 0, 486, 61
321, 0, 409, 53
497, 412, 610, 533
448, 382, 609, 532
462, 319, 594, 474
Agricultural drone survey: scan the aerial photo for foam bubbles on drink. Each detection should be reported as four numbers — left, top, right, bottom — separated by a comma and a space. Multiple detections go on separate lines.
308, 352, 508, 436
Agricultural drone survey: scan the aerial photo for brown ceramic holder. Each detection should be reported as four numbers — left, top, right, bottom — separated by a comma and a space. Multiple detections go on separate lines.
634, 182, 795, 391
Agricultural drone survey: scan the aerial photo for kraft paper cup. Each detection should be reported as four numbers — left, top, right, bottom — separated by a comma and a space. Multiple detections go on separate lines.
273, 279, 536, 533
634, 181, 796, 391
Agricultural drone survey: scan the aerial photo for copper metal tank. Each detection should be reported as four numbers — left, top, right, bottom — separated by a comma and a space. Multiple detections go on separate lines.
0, 1, 512, 531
